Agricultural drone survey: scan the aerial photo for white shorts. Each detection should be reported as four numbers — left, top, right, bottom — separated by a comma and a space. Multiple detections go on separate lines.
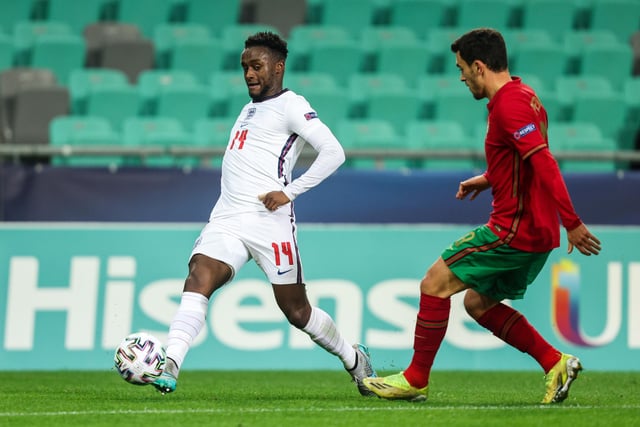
190, 210, 304, 285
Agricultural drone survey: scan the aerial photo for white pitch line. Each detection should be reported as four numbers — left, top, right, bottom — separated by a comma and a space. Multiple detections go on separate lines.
1, 405, 640, 418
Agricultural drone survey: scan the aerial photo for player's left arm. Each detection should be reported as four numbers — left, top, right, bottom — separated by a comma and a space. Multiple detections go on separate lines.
528, 150, 601, 256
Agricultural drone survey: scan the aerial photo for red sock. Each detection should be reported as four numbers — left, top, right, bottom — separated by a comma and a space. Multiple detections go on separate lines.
403, 294, 450, 389
477, 303, 561, 373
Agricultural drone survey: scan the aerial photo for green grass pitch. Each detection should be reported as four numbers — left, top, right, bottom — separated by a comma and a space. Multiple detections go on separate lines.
1, 370, 638, 426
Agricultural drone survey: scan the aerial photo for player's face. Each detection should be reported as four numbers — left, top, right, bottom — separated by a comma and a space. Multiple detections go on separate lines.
241, 46, 284, 102
455, 51, 486, 100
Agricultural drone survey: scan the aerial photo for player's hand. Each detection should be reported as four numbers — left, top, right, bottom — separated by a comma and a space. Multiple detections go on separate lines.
567, 223, 601, 256
456, 175, 490, 201
258, 191, 290, 211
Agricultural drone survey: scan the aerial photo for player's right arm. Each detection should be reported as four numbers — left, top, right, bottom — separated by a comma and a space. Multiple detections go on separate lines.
456, 174, 490, 201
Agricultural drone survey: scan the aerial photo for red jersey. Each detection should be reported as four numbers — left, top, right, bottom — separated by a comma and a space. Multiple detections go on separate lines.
484, 77, 581, 252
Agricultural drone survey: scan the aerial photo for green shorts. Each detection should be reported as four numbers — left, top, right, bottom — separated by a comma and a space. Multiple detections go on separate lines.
441, 225, 550, 301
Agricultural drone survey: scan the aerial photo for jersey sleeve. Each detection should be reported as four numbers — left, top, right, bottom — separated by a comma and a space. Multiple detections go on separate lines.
281, 95, 345, 201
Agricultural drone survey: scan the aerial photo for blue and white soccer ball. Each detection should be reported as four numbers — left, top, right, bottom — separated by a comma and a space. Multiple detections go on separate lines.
114, 332, 166, 385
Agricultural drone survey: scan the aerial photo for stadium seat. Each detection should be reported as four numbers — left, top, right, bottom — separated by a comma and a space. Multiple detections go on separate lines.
115, 0, 175, 37
549, 121, 618, 171
336, 118, 406, 169
49, 115, 123, 167
589, 0, 640, 44
555, 75, 627, 141
631, 31, 640, 76
156, 85, 211, 130
502, 29, 555, 51
520, 0, 577, 42
29, 33, 86, 85
68, 67, 131, 112
424, 27, 468, 74
47, 0, 106, 33
83, 22, 155, 83
579, 43, 633, 90
209, 71, 250, 118
509, 42, 569, 90
123, 116, 193, 166
287, 25, 354, 71
220, 24, 280, 70
418, 75, 487, 134
306, 38, 365, 86
454, 0, 514, 31
245, 0, 307, 38
153, 23, 212, 69
13, 21, 74, 65
563, 29, 619, 74
183, 0, 241, 36
284, 72, 349, 130
137, 69, 200, 115
360, 27, 432, 84
193, 117, 233, 167
314, 0, 378, 38
0, 67, 70, 146
388, 0, 451, 36
0, 1, 38, 35
348, 73, 422, 134
624, 78, 640, 129
0, 33, 15, 72
405, 120, 480, 171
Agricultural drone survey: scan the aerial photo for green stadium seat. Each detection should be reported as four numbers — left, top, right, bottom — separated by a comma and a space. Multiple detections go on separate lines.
0, 33, 14, 71
49, 115, 123, 167
137, 69, 200, 114
220, 24, 280, 70
555, 75, 627, 139
68, 67, 132, 114
579, 43, 633, 90
209, 71, 250, 118
360, 27, 432, 83
153, 23, 212, 69
183, 0, 241, 36
0, 1, 37, 34
123, 116, 193, 167
47, 0, 106, 33
13, 21, 74, 65
563, 29, 619, 74
520, 0, 577, 42
549, 121, 617, 171
418, 75, 487, 134
287, 25, 353, 72
284, 72, 349, 130
336, 118, 406, 169
193, 117, 233, 167
348, 73, 422, 134
29, 33, 86, 85
424, 27, 467, 74
510, 42, 570, 90
405, 120, 480, 171
156, 84, 211, 130
85, 85, 140, 131
454, 0, 514, 31
314, 0, 378, 38
624, 78, 640, 128
115, 0, 175, 37
589, 0, 640, 44
388, 0, 451, 36
306, 38, 365, 86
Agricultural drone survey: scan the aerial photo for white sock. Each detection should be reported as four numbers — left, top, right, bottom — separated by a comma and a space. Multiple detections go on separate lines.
302, 306, 356, 370
165, 291, 209, 375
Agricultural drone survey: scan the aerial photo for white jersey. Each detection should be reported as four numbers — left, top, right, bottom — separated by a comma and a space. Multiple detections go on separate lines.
210, 89, 345, 220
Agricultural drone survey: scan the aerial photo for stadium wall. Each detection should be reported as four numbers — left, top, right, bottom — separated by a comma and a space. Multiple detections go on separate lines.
0, 168, 639, 371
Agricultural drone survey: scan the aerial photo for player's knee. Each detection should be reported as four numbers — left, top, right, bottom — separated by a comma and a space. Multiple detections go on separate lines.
283, 305, 311, 329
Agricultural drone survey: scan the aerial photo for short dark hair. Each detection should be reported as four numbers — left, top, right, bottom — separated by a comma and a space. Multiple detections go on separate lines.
450, 28, 508, 72
245, 31, 288, 61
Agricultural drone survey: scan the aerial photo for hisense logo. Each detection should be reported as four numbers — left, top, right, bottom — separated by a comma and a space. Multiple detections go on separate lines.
551, 259, 640, 347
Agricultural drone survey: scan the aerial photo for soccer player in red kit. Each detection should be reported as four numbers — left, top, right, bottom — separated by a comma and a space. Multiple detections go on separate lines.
363, 28, 602, 403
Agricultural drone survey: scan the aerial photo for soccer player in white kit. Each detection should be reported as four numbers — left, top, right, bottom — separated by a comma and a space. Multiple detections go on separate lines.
152, 32, 376, 396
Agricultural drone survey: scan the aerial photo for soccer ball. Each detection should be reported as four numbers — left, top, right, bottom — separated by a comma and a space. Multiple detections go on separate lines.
114, 332, 166, 385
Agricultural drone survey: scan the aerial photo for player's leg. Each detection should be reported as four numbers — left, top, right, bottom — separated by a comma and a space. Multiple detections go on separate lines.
271, 283, 376, 396
154, 222, 249, 394
363, 256, 466, 401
